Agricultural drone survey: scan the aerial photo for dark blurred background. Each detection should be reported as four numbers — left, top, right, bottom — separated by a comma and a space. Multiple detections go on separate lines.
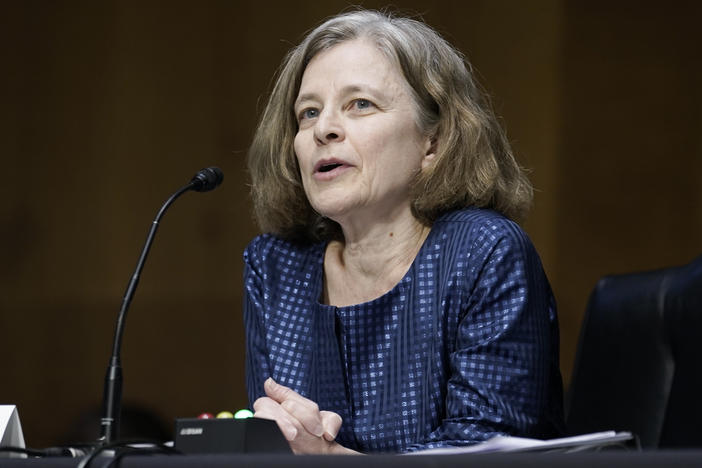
1, 0, 700, 447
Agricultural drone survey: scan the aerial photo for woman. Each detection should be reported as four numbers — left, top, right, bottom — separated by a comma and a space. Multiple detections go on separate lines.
244, 9, 564, 454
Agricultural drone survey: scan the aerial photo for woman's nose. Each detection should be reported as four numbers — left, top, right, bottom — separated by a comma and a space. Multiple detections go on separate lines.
314, 109, 345, 144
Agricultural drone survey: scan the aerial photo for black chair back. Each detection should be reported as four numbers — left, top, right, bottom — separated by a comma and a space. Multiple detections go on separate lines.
566, 255, 702, 448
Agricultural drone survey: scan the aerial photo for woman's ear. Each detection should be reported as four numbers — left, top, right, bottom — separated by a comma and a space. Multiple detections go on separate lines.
421, 136, 438, 170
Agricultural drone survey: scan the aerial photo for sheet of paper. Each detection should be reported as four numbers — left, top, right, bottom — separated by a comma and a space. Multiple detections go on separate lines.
406, 431, 633, 454
0, 405, 26, 458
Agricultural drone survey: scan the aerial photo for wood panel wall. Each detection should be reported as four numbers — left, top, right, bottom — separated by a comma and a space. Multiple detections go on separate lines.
1, 0, 700, 447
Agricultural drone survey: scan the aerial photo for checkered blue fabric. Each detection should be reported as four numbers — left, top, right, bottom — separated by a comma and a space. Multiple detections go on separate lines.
243, 208, 564, 453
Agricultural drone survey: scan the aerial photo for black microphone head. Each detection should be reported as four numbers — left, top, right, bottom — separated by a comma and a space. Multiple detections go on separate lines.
190, 167, 223, 192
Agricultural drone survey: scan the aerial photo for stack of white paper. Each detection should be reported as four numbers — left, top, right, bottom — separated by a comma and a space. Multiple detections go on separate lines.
407, 431, 635, 455
0, 405, 26, 458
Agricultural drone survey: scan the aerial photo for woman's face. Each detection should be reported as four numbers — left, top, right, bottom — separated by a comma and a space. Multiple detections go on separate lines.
293, 39, 434, 229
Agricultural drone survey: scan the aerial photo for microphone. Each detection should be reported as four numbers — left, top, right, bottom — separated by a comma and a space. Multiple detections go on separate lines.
190, 166, 224, 192
99, 167, 224, 444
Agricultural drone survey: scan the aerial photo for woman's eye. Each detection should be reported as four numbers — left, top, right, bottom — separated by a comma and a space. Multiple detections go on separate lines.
299, 108, 319, 121
353, 99, 373, 110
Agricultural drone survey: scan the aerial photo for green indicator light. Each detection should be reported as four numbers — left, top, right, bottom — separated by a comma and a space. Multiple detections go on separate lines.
234, 409, 254, 419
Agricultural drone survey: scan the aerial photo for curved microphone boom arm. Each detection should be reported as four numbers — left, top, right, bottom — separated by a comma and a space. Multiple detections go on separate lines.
99, 167, 223, 444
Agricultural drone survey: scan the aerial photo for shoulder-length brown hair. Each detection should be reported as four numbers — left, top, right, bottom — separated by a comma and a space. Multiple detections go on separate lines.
248, 9, 533, 243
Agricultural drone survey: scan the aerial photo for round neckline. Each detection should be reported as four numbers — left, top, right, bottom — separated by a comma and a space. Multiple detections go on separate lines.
314, 222, 439, 310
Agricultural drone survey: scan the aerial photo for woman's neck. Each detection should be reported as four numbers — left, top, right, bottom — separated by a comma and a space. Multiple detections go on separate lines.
323, 209, 430, 306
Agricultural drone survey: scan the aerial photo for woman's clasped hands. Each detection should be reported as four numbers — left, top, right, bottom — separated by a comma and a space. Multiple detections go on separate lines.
253, 377, 358, 454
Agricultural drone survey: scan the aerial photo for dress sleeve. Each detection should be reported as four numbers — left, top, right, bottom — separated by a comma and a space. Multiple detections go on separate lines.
243, 239, 272, 406
406, 221, 563, 451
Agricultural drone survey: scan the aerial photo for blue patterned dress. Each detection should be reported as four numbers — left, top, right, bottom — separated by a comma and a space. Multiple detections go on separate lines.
243, 208, 564, 453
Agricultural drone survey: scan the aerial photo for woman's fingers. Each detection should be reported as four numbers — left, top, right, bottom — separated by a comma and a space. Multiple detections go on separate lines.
280, 398, 324, 437
265, 378, 324, 437
320, 410, 342, 441
252, 396, 298, 441
261, 377, 345, 444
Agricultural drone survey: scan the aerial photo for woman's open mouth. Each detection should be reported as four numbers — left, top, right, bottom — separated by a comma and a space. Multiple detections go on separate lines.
313, 159, 351, 180
318, 162, 342, 172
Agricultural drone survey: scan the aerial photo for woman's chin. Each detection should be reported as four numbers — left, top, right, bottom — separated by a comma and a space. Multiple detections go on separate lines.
310, 198, 359, 223
314, 206, 350, 224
